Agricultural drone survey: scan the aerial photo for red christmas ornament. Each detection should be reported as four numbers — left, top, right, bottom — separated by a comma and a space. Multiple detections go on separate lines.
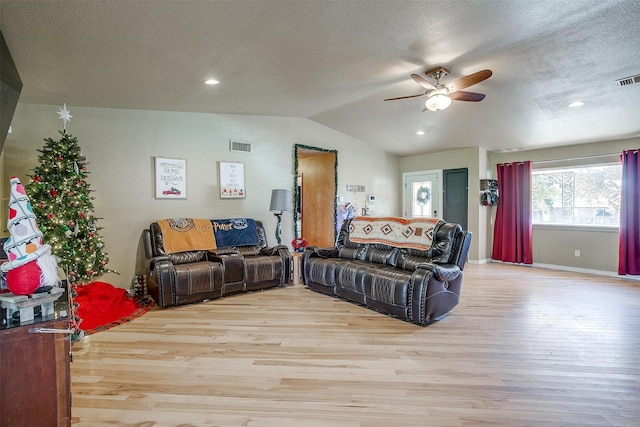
77, 181, 84, 186
56, 155, 63, 161
39, 202, 46, 209
79, 212, 86, 218
47, 213, 55, 219
87, 270, 94, 276
68, 191, 74, 196
50, 189, 58, 197
68, 221, 75, 227
89, 232, 95, 237
34, 175, 41, 182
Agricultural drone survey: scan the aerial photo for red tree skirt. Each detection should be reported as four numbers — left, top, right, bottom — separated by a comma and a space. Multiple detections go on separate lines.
74, 281, 153, 334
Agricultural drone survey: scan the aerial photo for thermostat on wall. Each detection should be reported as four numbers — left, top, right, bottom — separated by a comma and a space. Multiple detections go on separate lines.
368, 195, 376, 202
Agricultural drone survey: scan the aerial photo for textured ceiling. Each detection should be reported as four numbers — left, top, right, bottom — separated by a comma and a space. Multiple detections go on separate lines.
1, 0, 639, 156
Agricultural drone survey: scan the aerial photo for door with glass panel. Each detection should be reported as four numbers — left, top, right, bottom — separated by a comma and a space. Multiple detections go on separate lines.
403, 171, 441, 218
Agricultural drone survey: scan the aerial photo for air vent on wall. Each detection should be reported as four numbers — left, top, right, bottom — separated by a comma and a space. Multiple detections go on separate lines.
230, 140, 251, 153
616, 74, 640, 86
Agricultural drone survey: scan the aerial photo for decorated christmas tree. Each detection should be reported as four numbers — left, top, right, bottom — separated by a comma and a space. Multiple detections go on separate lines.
25, 105, 115, 286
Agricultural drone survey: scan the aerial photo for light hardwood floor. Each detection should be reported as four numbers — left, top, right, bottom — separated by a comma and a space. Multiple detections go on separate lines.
70, 263, 640, 427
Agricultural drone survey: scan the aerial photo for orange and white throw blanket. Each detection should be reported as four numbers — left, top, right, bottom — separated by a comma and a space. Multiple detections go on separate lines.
157, 218, 217, 254
348, 216, 440, 250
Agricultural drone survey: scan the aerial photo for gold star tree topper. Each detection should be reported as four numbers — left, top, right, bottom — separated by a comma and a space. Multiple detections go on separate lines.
57, 103, 73, 130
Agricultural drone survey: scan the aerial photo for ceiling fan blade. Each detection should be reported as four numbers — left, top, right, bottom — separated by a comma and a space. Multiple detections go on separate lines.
384, 92, 428, 101
449, 91, 486, 102
411, 74, 435, 90
448, 69, 492, 92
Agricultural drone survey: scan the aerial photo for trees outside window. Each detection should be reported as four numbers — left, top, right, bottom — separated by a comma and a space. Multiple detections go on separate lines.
532, 164, 621, 226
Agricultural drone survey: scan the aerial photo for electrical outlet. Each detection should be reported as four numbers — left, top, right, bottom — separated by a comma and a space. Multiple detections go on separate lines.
574, 250, 580, 257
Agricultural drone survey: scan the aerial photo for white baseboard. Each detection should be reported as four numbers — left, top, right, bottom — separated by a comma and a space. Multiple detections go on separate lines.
468, 258, 490, 265
487, 259, 640, 282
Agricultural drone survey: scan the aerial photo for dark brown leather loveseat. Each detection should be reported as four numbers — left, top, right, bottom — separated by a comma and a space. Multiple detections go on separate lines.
301, 217, 471, 326
142, 218, 290, 308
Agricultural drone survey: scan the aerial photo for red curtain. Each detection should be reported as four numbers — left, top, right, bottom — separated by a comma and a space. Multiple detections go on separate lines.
618, 149, 640, 275
492, 161, 533, 264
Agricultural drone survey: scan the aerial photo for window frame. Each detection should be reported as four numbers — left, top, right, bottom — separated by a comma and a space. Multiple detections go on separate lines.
531, 161, 621, 230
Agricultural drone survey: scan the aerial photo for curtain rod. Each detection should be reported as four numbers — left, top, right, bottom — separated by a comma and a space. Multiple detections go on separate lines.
499, 149, 638, 165
532, 152, 624, 165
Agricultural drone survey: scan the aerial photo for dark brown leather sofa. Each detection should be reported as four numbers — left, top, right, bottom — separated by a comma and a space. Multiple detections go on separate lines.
301, 217, 471, 326
142, 219, 290, 308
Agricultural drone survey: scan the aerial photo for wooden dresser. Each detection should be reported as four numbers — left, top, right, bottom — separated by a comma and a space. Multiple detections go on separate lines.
0, 286, 71, 427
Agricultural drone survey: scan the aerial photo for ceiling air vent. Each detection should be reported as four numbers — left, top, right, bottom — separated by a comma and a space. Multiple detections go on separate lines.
230, 140, 251, 153
616, 74, 640, 86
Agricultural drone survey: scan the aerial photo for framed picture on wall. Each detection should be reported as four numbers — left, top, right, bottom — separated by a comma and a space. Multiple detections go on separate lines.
219, 161, 245, 199
155, 157, 187, 199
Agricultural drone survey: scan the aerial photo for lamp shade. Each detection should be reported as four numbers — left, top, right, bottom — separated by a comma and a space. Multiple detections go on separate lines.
269, 189, 291, 213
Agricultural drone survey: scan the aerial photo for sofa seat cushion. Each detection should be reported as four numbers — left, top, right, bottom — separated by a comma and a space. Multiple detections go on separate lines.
334, 259, 373, 293
173, 261, 223, 297
306, 257, 410, 307
244, 255, 283, 283
364, 266, 411, 307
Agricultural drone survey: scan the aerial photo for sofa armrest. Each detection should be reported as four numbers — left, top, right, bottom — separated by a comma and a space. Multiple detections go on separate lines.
149, 255, 171, 271
149, 258, 176, 307
207, 248, 240, 257
260, 245, 289, 256
415, 262, 461, 282
305, 246, 339, 258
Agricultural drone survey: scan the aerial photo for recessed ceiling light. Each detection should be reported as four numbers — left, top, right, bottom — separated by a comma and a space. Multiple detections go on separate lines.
204, 79, 220, 86
568, 101, 584, 108
416, 131, 425, 135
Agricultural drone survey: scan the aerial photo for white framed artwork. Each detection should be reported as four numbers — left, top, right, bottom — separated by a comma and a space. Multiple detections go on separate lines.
154, 157, 187, 199
219, 161, 245, 199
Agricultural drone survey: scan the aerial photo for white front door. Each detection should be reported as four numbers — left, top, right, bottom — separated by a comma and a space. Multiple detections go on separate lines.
403, 171, 441, 218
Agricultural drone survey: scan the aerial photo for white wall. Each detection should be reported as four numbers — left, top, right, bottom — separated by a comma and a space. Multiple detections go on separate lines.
4, 103, 400, 289
399, 147, 485, 262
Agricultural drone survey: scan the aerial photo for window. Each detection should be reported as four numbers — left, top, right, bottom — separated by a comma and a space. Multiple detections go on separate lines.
532, 164, 621, 226
411, 181, 433, 218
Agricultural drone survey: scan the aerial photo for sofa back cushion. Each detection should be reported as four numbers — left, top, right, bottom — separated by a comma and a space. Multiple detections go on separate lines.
149, 219, 269, 258
336, 218, 463, 270
365, 245, 399, 267
336, 220, 398, 266
396, 222, 462, 270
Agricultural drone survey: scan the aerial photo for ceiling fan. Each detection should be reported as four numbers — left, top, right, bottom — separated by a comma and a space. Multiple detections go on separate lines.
384, 66, 492, 111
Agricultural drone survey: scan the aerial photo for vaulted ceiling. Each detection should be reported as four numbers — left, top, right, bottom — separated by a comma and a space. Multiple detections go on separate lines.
1, 0, 639, 156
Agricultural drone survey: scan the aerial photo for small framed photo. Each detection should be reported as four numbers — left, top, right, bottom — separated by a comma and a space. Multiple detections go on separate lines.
155, 157, 187, 199
219, 161, 245, 199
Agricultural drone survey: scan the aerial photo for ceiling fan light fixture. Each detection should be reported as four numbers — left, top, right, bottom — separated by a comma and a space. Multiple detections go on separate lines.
425, 90, 451, 111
